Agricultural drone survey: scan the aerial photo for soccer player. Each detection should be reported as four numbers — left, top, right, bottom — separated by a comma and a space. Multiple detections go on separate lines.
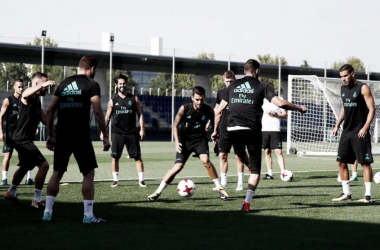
0, 79, 30, 186
3, 73, 55, 208
147, 86, 228, 201
212, 59, 306, 211
44, 55, 110, 223
104, 74, 146, 188
214, 71, 245, 190
331, 64, 375, 203
261, 81, 287, 180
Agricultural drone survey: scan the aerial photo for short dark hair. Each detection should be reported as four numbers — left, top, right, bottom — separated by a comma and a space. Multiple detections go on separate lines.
31, 72, 48, 79
339, 64, 355, 73
192, 86, 206, 97
223, 70, 235, 79
79, 55, 98, 70
244, 59, 260, 72
114, 74, 129, 84
13, 79, 24, 86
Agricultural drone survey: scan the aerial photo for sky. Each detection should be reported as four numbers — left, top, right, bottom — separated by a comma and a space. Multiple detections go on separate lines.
1, 0, 380, 72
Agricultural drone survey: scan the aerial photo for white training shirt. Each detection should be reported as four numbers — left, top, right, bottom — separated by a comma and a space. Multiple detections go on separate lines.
261, 98, 283, 132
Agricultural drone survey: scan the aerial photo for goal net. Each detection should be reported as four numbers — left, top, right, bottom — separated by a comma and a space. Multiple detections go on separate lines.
287, 75, 380, 155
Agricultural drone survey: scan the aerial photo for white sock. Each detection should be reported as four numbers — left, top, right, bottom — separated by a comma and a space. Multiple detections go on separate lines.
33, 189, 42, 202
8, 184, 18, 197
268, 169, 273, 176
2, 170, 7, 180
84, 200, 94, 218
44, 195, 56, 214
156, 181, 169, 193
341, 180, 351, 195
221, 173, 227, 186
213, 178, 222, 187
352, 172, 358, 177
26, 171, 32, 179
244, 189, 255, 203
112, 172, 118, 181
237, 172, 244, 185
365, 182, 372, 196
138, 172, 144, 182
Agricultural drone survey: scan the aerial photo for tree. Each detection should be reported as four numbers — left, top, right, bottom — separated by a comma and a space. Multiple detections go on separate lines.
27, 37, 67, 89
300, 60, 311, 68
331, 56, 366, 71
257, 54, 288, 94
0, 63, 30, 91
258, 54, 287, 65
147, 52, 224, 95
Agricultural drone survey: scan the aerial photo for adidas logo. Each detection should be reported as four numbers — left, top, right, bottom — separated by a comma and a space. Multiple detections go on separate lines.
62, 81, 82, 96
115, 102, 119, 106
187, 115, 191, 119
234, 82, 254, 93
13, 104, 17, 107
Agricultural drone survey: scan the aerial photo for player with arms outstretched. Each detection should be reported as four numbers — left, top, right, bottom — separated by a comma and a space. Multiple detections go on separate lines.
148, 86, 228, 201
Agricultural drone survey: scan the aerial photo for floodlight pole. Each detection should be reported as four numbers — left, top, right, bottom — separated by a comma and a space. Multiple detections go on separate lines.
171, 49, 175, 142
278, 57, 281, 96
40, 30, 46, 141
228, 53, 231, 71
109, 35, 114, 140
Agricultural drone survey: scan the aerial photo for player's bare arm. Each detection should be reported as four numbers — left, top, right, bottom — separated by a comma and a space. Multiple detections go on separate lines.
104, 99, 113, 128
91, 95, 110, 151
359, 84, 375, 138
271, 96, 307, 113
46, 95, 59, 151
0, 98, 10, 141
332, 106, 344, 136
21, 80, 56, 105
212, 99, 228, 143
173, 105, 184, 153
136, 96, 145, 140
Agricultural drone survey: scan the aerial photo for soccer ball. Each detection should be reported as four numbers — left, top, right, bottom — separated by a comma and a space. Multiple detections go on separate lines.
281, 170, 293, 182
373, 172, 380, 184
337, 173, 341, 183
177, 179, 196, 197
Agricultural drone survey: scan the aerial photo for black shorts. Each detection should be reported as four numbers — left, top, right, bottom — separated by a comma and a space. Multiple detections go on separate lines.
3, 133, 15, 153
54, 136, 98, 173
262, 131, 282, 149
337, 130, 373, 165
229, 130, 262, 174
218, 128, 233, 153
111, 132, 141, 159
14, 142, 46, 170
175, 137, 209, 164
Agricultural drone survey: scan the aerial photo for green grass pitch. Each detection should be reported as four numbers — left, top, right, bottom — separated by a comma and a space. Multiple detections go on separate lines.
1, 141, 379, 249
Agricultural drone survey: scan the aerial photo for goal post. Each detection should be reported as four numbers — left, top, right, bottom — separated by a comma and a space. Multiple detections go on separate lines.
287, 75, 380, 155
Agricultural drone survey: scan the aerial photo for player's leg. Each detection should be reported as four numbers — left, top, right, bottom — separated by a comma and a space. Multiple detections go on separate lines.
43, 170, 65, 221
134, 156, 146, 187
218, 152, 228, 188
332, 131, 353, 201
110, 133, 123, 187
148, 162, 185, 201
263, 148, 274, 179
235, 130, 261, 211
32, 160, 49, 208
350, 159, 358, 181
2, 150, 12, 185
262, 132, 273, 180
235, 154, 245, 191
274, 148, 286, 173
126, 133, 146, 187
218, 130, 231, 189
111, 157, 120, 187
199, 153, 228, 200
354, 134, 374, 203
